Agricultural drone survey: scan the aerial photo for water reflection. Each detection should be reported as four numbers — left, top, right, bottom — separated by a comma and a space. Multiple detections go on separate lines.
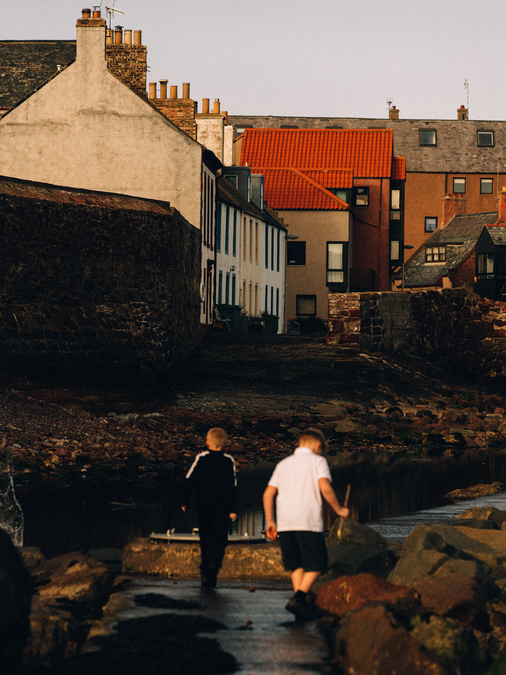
16, 451, 506, 557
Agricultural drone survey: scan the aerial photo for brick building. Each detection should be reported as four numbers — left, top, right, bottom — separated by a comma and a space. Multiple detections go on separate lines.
228, 108, 506, 270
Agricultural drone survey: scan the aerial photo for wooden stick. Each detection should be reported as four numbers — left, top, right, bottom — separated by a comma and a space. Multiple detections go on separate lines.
337, 483, 351, 541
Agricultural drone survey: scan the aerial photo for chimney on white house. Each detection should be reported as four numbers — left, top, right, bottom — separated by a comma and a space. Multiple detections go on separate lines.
76, 8, 107, 67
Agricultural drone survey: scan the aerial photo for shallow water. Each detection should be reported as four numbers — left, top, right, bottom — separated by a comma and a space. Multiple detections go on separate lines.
14, 450, 506, 556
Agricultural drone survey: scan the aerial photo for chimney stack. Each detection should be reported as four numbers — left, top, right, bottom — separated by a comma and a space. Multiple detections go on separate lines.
457, 105, 468, 120
497, 188, 506, 225
442, 193, 467, 227
389, 105, 399, 120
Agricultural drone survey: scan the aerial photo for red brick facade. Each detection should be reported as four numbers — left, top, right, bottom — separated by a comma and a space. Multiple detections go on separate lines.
106, 44, 147, 98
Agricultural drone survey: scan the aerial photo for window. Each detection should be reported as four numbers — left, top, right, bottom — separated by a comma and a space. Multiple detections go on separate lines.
478, 131, 494, 147
327, 188, 348, 202
217, 271, 223, 304
265, 225, 269, 268
353, 187, 369, 206
232, 212, 237, 256
216, 207, 222, 253
224, 207, 230, 255
287, 241, 306, 265
225, 272, 230, 304
391, 189, 401, 210
425, 217, 438, 232
481, 178, 493, 194
420, 129, 436, 146
296, 295, 316, 316
276, 229, 280, 272
327, 242, 345, 283
477, 253, 494, 278
425, 246, 446, 263
453, 177, 466, 194
390, 241, 400, 261
231, 274, 236, 305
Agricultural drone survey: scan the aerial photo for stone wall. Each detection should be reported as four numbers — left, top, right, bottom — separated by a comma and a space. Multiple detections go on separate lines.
328, 290, 506, 383
0, 192, 201, 390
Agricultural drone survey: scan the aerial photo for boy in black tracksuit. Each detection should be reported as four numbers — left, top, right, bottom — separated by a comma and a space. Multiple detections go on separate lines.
181, 428, 237, 589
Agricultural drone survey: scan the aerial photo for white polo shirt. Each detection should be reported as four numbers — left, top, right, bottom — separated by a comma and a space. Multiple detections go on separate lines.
267, 446, 332, 532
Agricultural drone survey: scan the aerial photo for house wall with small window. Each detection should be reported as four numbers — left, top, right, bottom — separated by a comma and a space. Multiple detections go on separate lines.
280, 209, 351, 320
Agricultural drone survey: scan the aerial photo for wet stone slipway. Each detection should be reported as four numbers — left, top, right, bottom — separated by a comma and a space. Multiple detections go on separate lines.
60, 578, 333, 675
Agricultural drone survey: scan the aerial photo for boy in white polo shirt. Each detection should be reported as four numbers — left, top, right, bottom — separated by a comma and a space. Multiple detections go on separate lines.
263, 428, 349, 619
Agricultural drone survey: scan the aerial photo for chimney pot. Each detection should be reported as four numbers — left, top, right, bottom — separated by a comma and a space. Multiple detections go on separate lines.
149, 82, 157, 99
124, 29, 132, 44
114, 26, 123, 44
182, 82, 190, 99
106, 28, 113, 44
160, 79, 168, 99
457, 105, 468, 120
170, 85, 178, 99
213, 98, 221, 114
202, 98, 210, 114
133, 30, 142, 45
82, 8, 92, 18
92, 9, 100, 18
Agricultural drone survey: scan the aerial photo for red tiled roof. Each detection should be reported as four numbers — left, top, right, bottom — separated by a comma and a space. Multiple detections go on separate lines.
392, 157, 406, 180
251, 168, 349, 210
241, 129, 394, 178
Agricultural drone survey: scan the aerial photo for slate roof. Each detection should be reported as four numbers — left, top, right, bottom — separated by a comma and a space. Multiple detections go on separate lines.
251, 168, 349, 210
231, 115, 506, 174
217, 175, 287, 230
0, 41, 76, 109
240, 129, 395, 178
402, 211, 498, 288
485, 226, 506, 246
0, 175, 172, 215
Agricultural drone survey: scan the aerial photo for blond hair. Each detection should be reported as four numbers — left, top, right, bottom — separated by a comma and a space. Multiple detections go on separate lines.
298, 428, 328, 453
206, 427, 228, 450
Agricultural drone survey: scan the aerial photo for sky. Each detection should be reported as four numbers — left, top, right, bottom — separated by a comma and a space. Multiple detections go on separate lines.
3, 0, 506, 121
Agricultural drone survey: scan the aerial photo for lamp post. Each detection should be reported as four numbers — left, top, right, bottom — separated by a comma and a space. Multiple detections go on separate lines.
401, 244, 414, 291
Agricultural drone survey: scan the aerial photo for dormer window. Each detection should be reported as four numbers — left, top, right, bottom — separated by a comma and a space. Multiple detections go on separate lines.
425, 246, 446, 263
477, 131, 494, 147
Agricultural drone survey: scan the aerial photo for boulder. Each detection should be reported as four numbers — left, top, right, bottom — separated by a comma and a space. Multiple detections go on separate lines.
33, 552, 110, 605
388, 550, 452, 586
327, 517, 389, 548
401, 523, 494, 558
331, 603, 447, 675
410, 614, 486, 675
457, 506, 506, 528
0, 530, 33, 671
413, 575, 489, 630
316, 573, 418, 619
446, 483, 504, 502
439, 518, 499, 531
325, 544, 395, 580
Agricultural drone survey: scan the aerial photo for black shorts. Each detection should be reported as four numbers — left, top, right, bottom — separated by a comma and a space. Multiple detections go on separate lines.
278, 531, 328, 573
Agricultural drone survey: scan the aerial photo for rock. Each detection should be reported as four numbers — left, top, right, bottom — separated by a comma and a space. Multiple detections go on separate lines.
327, 517, 389, 548
315, 573, 418, 619
334, 418, 360, 434
439, 518, 499, 531
433, 558, 500, 599
388, 550, 451, 586
325, 544, 395, 580
0, 530, 33, 671
33, 552, 110, 605
401, 523, 494, 557
446, 482, 504, 501
23, 596, 85, 669
457, 506, 506, 528
410, 614, 486, 675
331, 603, 447, 675
413, 575, 489, 630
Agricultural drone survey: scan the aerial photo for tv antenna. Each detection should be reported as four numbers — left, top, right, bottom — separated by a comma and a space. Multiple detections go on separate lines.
464, 79, 469, 117
100, 1, 126, 29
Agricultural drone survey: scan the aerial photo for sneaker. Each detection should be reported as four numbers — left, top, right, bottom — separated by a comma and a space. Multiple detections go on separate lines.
285, 594, 315, 621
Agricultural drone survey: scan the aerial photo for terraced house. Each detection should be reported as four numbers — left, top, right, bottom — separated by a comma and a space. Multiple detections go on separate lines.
235, 128, 405, 320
